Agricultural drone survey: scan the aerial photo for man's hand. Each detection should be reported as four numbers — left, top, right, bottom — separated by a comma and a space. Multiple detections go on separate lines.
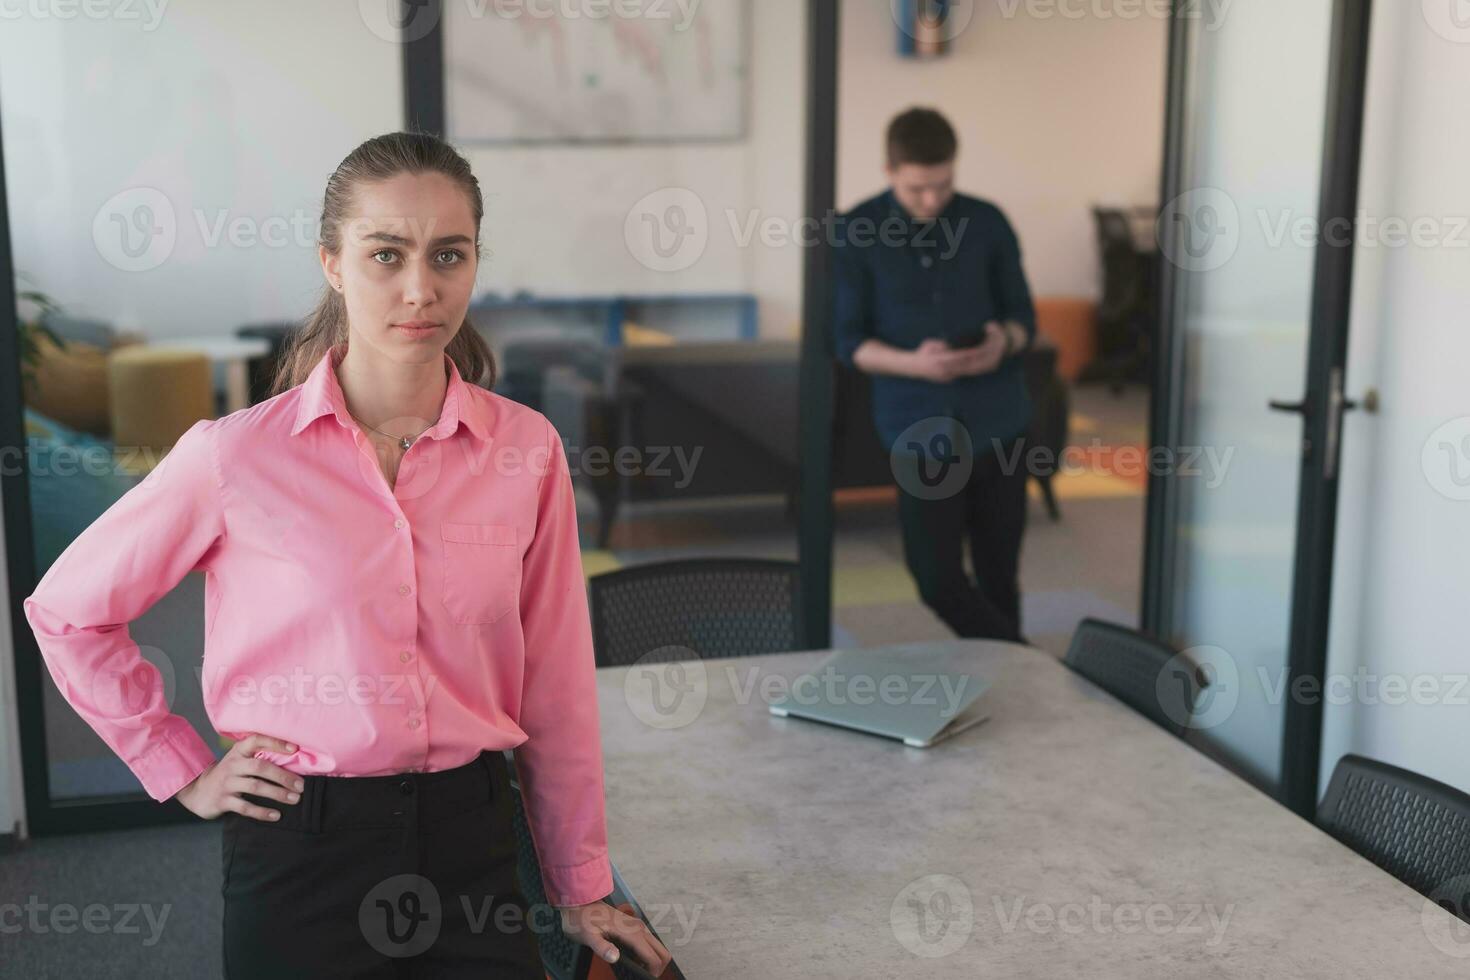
561, 900, 672, 977
910, 324, 1007, 383
173, 733, 305, 822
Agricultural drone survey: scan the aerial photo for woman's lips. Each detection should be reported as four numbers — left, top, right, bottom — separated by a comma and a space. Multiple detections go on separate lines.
393, 322, 440, 337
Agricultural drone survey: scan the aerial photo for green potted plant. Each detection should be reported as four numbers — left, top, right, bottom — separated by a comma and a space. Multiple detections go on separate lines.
16, 276, 66, 392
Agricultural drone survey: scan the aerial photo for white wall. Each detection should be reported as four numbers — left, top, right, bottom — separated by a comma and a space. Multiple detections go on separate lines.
1321, 3, 1470, 796
0, 2, 402, 337
837, 0, 1168, 299
0, 0, 806, 342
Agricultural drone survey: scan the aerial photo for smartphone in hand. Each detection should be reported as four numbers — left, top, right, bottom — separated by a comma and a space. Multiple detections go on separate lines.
946, 323, 989, 349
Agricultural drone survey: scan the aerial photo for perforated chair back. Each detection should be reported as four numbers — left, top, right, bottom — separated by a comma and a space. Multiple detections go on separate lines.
1318, 754, 1470, 920
588, 558, 809, 668
1062, 618, 1198, 737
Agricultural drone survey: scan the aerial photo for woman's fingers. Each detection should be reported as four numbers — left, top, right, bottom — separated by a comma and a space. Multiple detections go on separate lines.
608, 913, 671, 976
228, 772, 300, 806
226, 734, 304, 821
236, 732, 297, 758
240, 756, 306, 794
225, 791, 286, 823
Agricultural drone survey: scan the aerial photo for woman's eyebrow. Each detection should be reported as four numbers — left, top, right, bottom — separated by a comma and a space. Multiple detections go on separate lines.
363, 231, 474, 247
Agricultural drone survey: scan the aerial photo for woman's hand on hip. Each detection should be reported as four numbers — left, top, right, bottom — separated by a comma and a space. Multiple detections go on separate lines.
560, 900, 672, 977
173, 733, 306, 822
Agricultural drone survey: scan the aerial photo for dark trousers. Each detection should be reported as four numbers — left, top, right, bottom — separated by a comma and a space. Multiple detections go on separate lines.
894, 431, 1029, 641
221, 749, 544, 979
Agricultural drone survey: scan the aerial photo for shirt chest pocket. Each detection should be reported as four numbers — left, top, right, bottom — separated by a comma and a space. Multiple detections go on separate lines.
440, 522, 521, 625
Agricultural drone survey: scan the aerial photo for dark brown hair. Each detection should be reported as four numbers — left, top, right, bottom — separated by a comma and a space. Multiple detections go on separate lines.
269, 131, 497, 396
886, 107, 958, 168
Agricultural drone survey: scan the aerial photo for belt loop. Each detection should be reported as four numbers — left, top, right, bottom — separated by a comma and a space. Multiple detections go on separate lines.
308, 775, 324, 834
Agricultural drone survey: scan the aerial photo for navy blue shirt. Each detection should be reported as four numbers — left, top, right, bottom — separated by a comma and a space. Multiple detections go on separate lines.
832, 188, 1037, 454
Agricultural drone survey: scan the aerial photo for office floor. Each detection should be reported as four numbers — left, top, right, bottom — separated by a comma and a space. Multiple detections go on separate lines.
3, 382, 1149, 978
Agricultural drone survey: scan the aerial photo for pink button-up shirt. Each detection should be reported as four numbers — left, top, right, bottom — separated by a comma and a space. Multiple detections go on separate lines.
22, 341, 612, 907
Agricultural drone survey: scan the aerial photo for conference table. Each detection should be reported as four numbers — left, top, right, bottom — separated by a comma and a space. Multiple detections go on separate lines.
597, 640, 1469, 978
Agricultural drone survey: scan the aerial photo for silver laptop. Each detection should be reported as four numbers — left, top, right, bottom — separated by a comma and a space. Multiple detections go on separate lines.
767, 644, 992, 748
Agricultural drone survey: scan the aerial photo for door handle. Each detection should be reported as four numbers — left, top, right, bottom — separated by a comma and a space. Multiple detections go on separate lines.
1324, 366, 1358, 481
1268, 376, 1371, 477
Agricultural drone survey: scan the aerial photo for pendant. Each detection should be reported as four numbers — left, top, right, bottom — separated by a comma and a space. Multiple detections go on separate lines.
400, 436, 411, 450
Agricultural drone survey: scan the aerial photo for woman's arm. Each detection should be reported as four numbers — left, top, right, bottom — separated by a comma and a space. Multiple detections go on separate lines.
22, 417, 226, 802
511, 418, 673, 977
511, 419, 615, 908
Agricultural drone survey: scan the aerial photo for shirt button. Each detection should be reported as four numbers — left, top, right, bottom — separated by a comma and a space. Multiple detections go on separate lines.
394, 518, 406, 529
399, 779, 413, 795
398, 584, 411, 596
400, 650, 413, 663
408, 717, 420, 730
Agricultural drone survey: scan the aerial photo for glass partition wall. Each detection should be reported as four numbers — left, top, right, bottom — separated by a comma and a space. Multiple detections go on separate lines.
2, 0, 817, 833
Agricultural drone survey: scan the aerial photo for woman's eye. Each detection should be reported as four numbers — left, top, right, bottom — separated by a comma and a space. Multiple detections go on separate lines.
371, 250, 397, 264
436, 249, 464, 265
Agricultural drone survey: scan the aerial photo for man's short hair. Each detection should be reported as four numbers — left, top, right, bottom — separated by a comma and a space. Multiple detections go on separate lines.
886, 108, 958, 168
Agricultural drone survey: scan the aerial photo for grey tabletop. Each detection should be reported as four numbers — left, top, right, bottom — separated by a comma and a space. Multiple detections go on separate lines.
595, 640, 1470, 979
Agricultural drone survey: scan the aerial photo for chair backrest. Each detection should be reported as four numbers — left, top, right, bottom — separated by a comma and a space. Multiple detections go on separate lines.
1092, 206, 1147, 315
1062, 618, 1197, 737
589, 558, 808, 668
1318, 754, 1470, 920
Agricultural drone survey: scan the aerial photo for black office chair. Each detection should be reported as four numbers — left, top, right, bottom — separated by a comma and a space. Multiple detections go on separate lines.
1019, 339, 1070, 521
1317, 754, 1470, 921
1081, 206, 1154, 393
504, 751, 686, 980
588, 558, 811, 668
1061, 618, 1200, 737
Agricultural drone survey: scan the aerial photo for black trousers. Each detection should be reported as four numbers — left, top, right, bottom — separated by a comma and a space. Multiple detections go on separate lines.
894, 430, 1029, 642
221, 749, 545, 979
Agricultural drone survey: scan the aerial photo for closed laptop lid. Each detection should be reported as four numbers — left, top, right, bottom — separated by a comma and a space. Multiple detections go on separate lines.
768, 644, 990, 744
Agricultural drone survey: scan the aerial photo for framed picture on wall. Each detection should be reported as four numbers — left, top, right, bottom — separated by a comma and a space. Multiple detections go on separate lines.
444, 0, 749, 145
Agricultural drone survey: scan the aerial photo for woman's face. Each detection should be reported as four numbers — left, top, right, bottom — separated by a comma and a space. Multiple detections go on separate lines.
321, 171, 479, 361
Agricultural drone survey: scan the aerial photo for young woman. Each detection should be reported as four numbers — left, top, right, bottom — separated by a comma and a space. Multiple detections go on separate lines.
23, 132, 671, 979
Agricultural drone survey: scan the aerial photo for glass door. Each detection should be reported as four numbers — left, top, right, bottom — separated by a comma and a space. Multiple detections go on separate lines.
1144, 0, 1373, 815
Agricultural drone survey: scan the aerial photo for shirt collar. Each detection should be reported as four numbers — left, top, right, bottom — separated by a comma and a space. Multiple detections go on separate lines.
289, 341, 489, 443
882, 186, 960, 227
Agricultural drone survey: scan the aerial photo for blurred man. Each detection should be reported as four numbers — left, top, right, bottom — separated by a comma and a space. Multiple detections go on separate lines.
833, 107, 1036, 642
